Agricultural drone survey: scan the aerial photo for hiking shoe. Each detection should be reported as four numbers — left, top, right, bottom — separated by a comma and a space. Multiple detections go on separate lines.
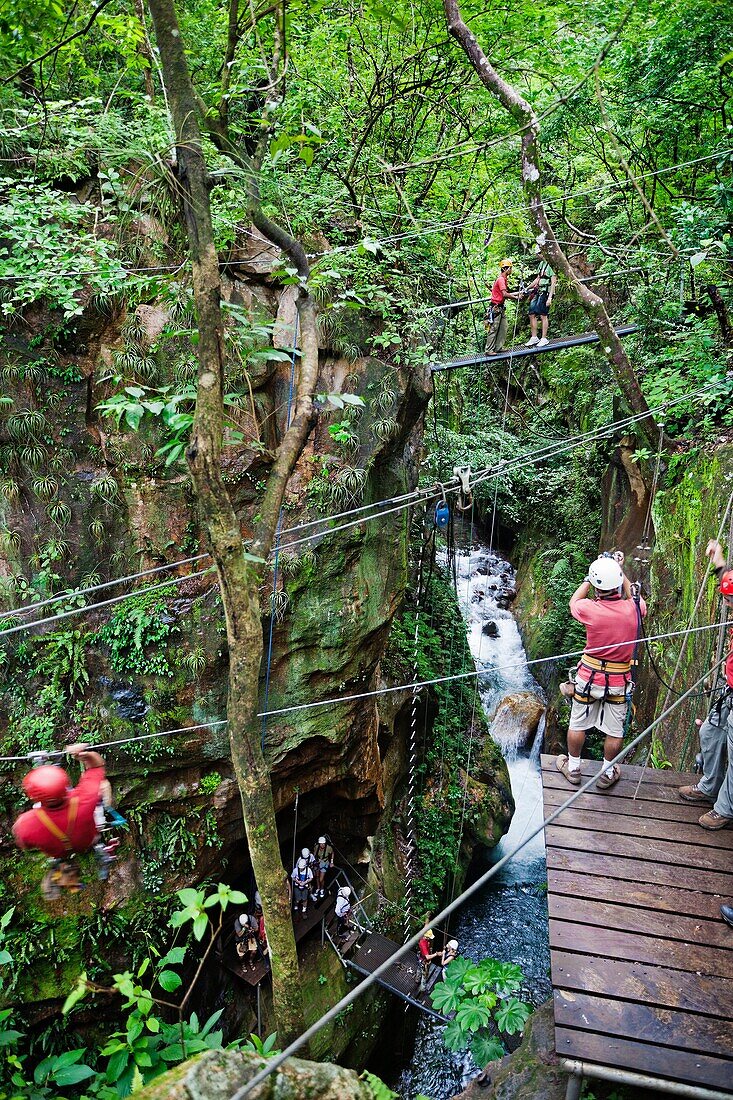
556, 754, 581, 786
699, 809, 733, 830
679, 784, 715, 803
596, 764, 621, 790
525, 335, 539, 347
721, 904, 733, 929
537, 337, 550, 347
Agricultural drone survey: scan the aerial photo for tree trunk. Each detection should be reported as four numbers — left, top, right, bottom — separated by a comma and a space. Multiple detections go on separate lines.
705, 284, 733, 346
442, 0, 659, 450
146, 0, 310, 1047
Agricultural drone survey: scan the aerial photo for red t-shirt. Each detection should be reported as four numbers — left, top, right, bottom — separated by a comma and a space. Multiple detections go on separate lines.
490, 275, 509, 305
571, 595, 647, 688
418, 937, 433, 960
13, 767, 105, 858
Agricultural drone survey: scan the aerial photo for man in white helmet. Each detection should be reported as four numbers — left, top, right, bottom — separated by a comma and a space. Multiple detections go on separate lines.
291, 855, 314, 918
313, 835, 333, 899
556, 552, 646, 789
335, 885, 352, 939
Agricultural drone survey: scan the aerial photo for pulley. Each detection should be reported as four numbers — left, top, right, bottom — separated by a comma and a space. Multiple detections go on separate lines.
434, 497, 450, 530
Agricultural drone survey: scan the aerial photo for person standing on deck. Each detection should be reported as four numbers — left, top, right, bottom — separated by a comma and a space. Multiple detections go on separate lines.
678, 539, 733, 831
525, 253, 557, 348
484, 260, 523, 355
555, 553, 646, 789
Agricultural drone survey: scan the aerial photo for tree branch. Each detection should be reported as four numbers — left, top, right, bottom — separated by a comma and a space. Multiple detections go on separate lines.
2, 0, 115, 86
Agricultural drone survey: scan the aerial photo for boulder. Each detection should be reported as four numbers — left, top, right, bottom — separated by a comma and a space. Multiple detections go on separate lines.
482, 621, 499, 637
490, 693, 545, 753
451, 1000, 566, 1100
137, 1048, 373, 1100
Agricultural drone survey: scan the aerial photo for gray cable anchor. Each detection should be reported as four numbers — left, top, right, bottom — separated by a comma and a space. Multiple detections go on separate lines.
452, 466, 473, 512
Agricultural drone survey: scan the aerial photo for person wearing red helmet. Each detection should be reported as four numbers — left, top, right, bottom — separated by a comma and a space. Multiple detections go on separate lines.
13, 743, 106, 897
679, 539, 733, 836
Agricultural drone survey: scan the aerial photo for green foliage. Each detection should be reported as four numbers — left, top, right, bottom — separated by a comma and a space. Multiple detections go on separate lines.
94, 589, 180, 677
431, 956, 532, 1068
239, 1032, 281, 1058
198, 771, 222, 795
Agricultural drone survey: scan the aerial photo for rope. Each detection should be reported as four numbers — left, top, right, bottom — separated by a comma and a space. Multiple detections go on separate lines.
261, 314, 299, 751
234, 659, 719, 1098
403, 514, 428, 940
2, 619, 729, 765
0, 719, 228, 762
0, 380, 724, 643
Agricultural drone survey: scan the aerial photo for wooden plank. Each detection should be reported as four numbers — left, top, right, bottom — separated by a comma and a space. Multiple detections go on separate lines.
545, 824, 732, 871
549, 920, 733, 978
548, 895, 733, 950
541, 803, 732, 849
554, 990, 733, 1058
547, 847, 733, 895
542, 769, 701, 806
554, 1026, 733, 1090
551, 950, 733, 1016
540, 753, 692, 786
543, 785, 711, 825
547, 869, 727, 920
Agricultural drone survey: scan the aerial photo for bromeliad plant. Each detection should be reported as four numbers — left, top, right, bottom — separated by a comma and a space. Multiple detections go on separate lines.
430, 956, 532, 1067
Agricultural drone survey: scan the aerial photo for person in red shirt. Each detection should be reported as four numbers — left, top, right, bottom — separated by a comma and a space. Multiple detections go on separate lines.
13, 743, 106, 898
484, 259, 523, 355
679, 539, 733, 835
415, 928, 440, 992
556, 553, 646, 790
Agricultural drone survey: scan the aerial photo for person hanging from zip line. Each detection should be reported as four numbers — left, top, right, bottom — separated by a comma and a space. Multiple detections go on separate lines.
13, 743, 107, 899
484, 259, 524, 356
556, 552, 646, 790
525, 250, 557, 348
678, 539, 733, 833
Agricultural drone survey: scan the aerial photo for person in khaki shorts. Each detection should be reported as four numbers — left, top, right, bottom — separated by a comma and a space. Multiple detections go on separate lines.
556, 553, 646, 789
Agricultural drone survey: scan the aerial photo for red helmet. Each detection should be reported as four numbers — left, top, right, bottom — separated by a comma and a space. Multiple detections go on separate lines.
721, 571, 733, 597
22, 765, 69, 805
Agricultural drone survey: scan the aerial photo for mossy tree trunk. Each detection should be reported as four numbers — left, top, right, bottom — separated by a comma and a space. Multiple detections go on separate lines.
146, 0, 320, 1047
443, 0, 659, 451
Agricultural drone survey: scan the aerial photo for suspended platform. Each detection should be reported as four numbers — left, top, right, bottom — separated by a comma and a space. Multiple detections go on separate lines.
220, 891, 334, 988
342, 931, 448, 1022
432, 324, 638, 373
540, 754, 733, 1099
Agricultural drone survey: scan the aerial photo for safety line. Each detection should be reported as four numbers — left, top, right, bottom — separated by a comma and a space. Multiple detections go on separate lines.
260, 618, 725, 720
0, 381, 725, 642
233, 659, 720, 1097
0, 719, 228, 762
2, 620, 725, 766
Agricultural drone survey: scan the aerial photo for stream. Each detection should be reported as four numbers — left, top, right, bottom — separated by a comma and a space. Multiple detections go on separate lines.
394, 546, 552, 1100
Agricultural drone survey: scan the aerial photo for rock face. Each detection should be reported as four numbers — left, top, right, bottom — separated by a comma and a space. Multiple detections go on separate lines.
136, 1048, 373, 1099
489, 692, 546, 753
451, 1000, 566, 1100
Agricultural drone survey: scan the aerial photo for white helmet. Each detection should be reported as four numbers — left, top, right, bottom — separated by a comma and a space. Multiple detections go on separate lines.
447, 939, 458, 950
588, 556, 623, 592
338, 886, 351, 897
297, 858, 308, 871
301, 848, 310, 859
318, 836, 326, 845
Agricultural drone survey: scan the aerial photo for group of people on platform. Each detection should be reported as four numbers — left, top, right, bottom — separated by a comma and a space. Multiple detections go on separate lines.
555, 540, 733, 929
484, 254, 558, 355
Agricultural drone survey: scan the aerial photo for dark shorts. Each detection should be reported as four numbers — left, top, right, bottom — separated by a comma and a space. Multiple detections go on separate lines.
528, 292, 550, 317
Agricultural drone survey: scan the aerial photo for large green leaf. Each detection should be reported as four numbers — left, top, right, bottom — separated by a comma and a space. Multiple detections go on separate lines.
470, 1032, 505, 1067
494, 997, 532, 1036
455, 1001, 492, 1033
430, 981, 463, 1015
442, 1018, 468, 1052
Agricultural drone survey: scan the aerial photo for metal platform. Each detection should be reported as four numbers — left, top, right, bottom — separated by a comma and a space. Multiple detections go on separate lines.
221, 891, 334, 987
541, 754, 733, 1097
347, 932, 448, 1021
432, 324, 638, 372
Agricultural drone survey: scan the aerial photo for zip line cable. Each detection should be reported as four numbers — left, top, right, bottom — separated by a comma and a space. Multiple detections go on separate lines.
1, 150, 727, 284
234, 658, 721, 1098
0, 619, 727, 765
0, 380, 727, 641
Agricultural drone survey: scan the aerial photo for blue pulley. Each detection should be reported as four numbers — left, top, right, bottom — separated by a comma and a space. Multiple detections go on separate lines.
434, 500, 450, 530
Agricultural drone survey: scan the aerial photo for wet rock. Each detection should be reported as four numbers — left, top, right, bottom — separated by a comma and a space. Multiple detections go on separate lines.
482, 621, 499, 637
136, 1047, 373, 1099
98, 678, 148, 722
451, 1000, 566, 1100
490, 692, 545, 752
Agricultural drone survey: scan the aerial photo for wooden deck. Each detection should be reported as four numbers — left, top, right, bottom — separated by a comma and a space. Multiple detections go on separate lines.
221, 892, 334, 987
541, 754, 733, 1095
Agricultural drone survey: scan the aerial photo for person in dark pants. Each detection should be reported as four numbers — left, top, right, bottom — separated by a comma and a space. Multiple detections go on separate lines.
484, 260, 523, 355
525, 254, 557, 347
678, 539, 733, 830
